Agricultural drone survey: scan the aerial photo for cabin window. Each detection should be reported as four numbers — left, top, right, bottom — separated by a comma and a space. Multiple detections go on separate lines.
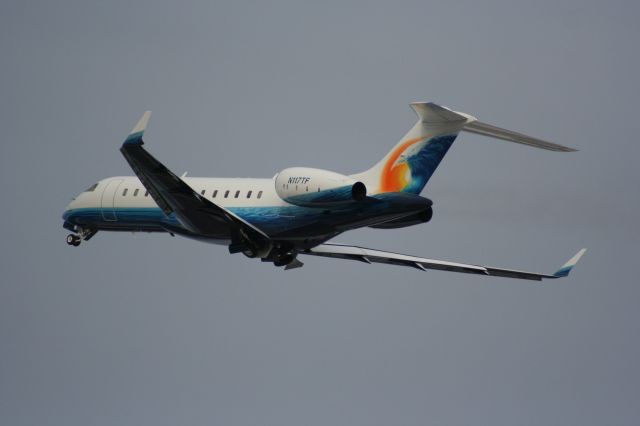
201, 189, 206, 196
213, 190, 218, 198
257, 190, 263, 199
85, 183, 98, 192
306, 186, 308, 192
122, 188, 128, 196
145, 191, 149, 197
247, 190, 252, 198
224, 190, 229, 198
234, 190, 240, 198
133, 188, 139, 196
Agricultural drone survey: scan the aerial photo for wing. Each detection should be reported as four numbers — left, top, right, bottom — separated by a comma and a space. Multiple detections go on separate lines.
119, 112, 270, 245
302, 243, 586, 281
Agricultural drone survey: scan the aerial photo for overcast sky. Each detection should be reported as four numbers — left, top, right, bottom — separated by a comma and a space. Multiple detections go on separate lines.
1, 0, 639, 425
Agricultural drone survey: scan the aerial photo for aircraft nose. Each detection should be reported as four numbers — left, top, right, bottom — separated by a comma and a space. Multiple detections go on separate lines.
62, 197, 79, 221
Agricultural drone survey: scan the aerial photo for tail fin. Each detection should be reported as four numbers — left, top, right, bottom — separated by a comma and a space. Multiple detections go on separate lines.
352, 102, 471, 195
352, 102, 577, 195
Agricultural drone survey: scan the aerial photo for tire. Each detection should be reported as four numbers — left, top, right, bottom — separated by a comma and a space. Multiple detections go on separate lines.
67, 234, 81, 246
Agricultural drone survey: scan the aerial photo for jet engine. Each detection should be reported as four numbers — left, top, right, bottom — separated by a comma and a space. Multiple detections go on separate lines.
275, 167, 367, 206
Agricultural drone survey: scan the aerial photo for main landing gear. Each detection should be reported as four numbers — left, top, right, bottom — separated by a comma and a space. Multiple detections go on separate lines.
65, 227, 97, 247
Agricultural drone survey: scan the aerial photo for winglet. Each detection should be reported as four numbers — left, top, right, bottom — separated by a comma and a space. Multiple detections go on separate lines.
124, 111, 151, 145
553, 248, 587, 278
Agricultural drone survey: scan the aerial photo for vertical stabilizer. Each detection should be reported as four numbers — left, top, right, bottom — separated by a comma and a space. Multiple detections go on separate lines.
352, 102, 473, 194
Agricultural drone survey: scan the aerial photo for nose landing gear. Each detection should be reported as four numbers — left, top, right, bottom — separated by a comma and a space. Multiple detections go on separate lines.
65, 227, 97, 247
66, 234, 81, 246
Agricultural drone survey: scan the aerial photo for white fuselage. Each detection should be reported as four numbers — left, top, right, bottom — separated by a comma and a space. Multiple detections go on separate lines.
67, 176, 292, 214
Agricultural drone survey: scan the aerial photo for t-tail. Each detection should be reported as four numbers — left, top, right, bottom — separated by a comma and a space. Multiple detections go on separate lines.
352, 102, 577, 195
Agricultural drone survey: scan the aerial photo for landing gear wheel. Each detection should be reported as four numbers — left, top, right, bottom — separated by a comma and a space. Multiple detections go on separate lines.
66, 234, 81, 246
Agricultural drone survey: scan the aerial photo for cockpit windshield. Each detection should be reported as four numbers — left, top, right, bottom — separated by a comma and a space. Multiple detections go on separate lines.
85, 183, 98, 192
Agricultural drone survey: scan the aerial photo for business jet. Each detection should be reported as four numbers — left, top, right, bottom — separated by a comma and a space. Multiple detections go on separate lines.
62, 102, 585, 280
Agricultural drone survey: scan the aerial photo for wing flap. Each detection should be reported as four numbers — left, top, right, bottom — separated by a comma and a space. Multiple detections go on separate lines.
306, 243, 490, 277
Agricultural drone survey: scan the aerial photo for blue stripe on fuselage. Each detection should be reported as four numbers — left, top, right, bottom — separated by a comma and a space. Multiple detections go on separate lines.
62, 205, 339, 235
62, 192, 431, 238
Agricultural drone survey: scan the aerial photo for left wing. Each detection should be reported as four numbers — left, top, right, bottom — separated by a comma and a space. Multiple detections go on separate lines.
302, 243, 586, 281
120, 112, 270, 247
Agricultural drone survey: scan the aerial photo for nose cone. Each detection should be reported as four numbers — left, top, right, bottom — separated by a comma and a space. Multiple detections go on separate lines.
62, 197, 80, 223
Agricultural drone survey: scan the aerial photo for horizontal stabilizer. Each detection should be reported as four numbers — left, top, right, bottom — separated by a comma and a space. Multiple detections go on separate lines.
411, 102, 577, 151
410, 102, 471, 124
463, 120, 576, 152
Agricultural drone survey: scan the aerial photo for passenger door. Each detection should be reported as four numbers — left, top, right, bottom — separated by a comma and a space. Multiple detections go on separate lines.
100, 179, 123, 221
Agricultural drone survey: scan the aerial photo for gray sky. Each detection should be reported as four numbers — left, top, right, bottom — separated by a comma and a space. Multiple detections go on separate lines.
2, 0, 639, 425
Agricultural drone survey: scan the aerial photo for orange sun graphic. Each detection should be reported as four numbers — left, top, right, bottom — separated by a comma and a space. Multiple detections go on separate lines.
379, 136, 427, 192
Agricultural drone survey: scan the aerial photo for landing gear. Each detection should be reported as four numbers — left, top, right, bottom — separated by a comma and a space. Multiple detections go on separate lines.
273, 253, 296, 267
65, 227, 97, 247
66, 234, 81, 246
229, 239, 303, 269
268, 244, 303, 269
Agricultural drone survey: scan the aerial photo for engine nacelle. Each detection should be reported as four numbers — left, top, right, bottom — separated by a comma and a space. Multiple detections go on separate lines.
275, 167, 366, 206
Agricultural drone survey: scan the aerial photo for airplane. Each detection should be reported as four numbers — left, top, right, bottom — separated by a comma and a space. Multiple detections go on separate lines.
62, 102, 586, 280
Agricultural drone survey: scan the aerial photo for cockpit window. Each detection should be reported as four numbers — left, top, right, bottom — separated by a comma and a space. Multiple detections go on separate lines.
86, 183, 98, 192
